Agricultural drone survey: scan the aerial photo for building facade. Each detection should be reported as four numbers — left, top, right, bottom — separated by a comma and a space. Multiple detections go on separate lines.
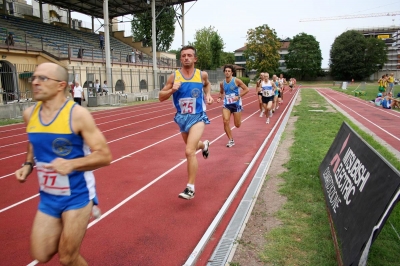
353, 26, 400, 80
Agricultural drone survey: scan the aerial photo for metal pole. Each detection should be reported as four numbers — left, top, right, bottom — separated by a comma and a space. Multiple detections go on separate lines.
181, 3, 185, 46
103, 0, 112, 85
152, 0, 158, 91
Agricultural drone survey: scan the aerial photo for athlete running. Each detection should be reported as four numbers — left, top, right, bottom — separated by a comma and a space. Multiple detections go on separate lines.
217, 64, 249, 147
159, 45, 213, 200
260, 73, 277, 124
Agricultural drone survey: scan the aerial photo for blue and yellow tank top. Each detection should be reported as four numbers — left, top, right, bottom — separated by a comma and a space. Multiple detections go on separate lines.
223, 77, 241, 106
172, 69, 206, 114
27, 100, 97, 205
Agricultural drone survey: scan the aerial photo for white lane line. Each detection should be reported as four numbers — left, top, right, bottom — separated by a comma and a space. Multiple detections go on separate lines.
0, 140, 28, 148
0, 194, 39, 213
0, 152, 27, 161
322, 89, 400, 118
317, 90, 400, 142
0, 132, 26, 140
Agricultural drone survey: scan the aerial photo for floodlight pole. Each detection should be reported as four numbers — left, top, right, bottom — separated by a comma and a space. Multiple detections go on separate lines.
103, 0, 112, 89
181, 3, 185, 46
152, 0, 159, 91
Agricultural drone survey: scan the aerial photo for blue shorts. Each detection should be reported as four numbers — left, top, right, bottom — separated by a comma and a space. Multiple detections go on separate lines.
223, 104, 243, 113
38, 197, 97, 218
174, 112, 210, 133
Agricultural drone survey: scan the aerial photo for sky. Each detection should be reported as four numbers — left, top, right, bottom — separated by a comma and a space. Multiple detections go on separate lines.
27, 0, 400, 68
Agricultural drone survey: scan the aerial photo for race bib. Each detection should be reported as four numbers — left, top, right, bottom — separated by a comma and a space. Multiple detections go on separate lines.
36, 162, 71, 196
263, 89, 274, 97
225, 94, 237, 104
179, 98, 196, 114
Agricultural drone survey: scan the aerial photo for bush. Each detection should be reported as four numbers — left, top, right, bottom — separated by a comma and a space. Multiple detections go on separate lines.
237, 77, 250, 86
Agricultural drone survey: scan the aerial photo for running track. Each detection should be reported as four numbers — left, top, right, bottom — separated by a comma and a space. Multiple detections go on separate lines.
0, 87, 298, 266
317, 88, 400, 154
0, 87, 398, 266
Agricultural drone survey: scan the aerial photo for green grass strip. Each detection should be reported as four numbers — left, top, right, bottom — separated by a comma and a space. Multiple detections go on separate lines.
0, 118, 23, 126
261, 89, 400, 266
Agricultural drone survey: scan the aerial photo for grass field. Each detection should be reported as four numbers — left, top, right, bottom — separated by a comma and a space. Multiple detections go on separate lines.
328, 81, 399, 104
258, 89, 400, 266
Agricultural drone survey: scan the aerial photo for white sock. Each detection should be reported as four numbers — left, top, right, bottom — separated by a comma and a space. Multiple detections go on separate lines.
187, 184, 195, 191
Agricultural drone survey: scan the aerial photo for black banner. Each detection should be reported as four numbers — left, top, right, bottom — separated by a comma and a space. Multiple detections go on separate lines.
319, 122, 400, 266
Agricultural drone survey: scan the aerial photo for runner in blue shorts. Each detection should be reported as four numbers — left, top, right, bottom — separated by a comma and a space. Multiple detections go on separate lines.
216, 64, 249, 148
159, 45, 213, 200
15, 62, 112, 265
272, 74, 280, 113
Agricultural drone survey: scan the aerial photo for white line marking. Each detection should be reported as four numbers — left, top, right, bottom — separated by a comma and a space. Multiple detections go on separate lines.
318, 90, 400, 142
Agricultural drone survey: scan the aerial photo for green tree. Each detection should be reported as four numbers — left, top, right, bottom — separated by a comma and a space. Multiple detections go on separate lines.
330, 30, 387, 80
131, 6, 176, 52
285, 33, 322, 80
243, 24, 281, 74
168, 49, 180, 60
210, 32, 224, 69
221, 51, 235, 65
189, 26, 225, 70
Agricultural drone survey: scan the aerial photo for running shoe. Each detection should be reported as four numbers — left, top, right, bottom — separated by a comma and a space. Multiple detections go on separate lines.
179, 187, 195, 200
266, 118, 270, 124
259, 111, 264, 117
226, 139, 235, 148
202, 140, 210, 159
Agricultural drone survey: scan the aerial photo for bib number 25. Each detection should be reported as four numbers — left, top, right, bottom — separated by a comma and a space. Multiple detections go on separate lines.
179, 98, 196, 114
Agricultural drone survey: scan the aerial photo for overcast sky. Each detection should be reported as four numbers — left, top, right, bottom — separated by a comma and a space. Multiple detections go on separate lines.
27, 0, 400, 68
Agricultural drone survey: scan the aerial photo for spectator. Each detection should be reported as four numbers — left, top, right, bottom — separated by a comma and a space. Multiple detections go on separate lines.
373, 92, 383, 107
378, 75, 387, 95
94, 79, 100, 94
73, 81, 85, 105
387, 73, 395, 94
5, 32, 14, 46
102, 80, 109, 95
99, 34, 104, 50
382, 92, 400, 109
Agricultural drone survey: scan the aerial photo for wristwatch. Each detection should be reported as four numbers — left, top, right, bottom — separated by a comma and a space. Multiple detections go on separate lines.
22, 162, 34, 172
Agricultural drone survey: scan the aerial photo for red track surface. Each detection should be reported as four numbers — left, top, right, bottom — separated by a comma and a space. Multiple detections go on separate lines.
3, 86, 397, 266
317, 89, 400, 153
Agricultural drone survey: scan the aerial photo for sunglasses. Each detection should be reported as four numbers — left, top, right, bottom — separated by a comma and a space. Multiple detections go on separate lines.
30, 75, 63, 83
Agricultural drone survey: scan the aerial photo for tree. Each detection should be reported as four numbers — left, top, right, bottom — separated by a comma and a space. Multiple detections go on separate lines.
221, 52, 235, 65
189, 26, 225, 70
243, 24, 281, 75
285, 33, 322, 80
210, 32, 224, 69
131, 6, 176, 52
330, 30, 387, 80
168, 49, 180, 60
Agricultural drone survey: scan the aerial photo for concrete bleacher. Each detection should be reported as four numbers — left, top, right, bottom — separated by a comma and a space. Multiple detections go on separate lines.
0, 15, 141, 61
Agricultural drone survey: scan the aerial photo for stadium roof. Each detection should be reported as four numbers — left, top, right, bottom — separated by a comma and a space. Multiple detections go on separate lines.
41, 0, 196, 19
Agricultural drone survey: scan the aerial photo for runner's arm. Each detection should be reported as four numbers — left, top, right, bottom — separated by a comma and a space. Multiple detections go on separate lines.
235, 78, 249, 98
15, 107, 35, 182
159, 73, 178, 102
202, 71, 213, 104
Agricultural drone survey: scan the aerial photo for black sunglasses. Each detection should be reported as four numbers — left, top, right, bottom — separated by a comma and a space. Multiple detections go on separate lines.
30, 75, 63, 83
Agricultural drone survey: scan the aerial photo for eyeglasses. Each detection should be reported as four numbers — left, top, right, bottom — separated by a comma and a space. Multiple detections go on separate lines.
30, 75, 62, 83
